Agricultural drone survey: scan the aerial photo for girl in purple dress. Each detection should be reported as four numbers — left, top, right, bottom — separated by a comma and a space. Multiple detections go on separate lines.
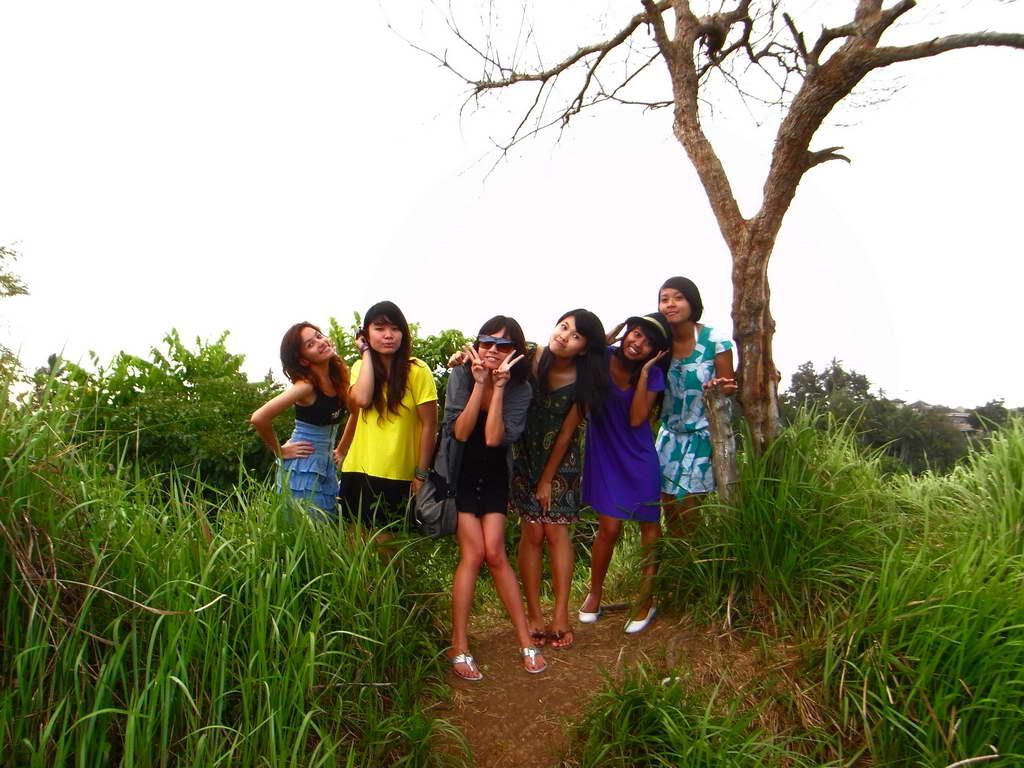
579, 313, 670, 634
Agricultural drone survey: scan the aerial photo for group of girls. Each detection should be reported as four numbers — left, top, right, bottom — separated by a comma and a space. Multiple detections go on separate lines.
251, 277, 737, 683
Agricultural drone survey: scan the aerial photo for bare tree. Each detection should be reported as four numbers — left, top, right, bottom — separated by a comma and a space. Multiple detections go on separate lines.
419, 0, 1024, 453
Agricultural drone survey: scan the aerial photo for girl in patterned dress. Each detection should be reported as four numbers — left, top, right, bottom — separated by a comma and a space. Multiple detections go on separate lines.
510, 309, 609, 650
656, 277, 736, 538
250, 322, 350, 520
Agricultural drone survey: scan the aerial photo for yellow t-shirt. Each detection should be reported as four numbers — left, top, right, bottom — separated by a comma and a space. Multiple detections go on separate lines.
342, 358, 438, 481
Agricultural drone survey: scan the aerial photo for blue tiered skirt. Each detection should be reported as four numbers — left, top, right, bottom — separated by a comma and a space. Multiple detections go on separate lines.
276, 420, 339, 518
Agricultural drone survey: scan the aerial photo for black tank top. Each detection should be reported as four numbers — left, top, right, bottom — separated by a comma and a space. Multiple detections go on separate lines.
294, 386, 344, 426
459, 412, 508, 481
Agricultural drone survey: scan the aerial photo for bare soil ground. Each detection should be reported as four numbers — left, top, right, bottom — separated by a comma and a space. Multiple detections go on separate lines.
434, 605, 784, 767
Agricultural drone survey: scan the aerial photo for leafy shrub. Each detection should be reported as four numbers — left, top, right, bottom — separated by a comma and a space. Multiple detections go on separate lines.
51, 329, 283, 489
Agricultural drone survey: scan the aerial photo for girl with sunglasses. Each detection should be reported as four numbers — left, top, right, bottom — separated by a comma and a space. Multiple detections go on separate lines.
438, 316, 546, 680
337, 301, 438, 533
578, 313, 671, 634
250, 322, 349, 519
510, 309, 609, 650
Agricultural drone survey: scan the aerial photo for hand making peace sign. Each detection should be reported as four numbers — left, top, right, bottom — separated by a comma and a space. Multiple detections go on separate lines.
462, 344, 490, 385
492, 351, 524, 389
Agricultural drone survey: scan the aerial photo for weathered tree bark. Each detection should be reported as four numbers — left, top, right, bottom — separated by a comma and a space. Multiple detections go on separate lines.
704, 386, 738, 505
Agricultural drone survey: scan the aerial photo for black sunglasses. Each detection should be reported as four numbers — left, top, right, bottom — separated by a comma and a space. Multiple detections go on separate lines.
477, 335, 516, 350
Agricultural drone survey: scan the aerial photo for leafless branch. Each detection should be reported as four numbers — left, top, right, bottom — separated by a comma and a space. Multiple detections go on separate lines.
806, 146, 851, 170
807, 22, 860, 69
641, 0, 675, 62
782, 12, 808, 66
869, 31, 1024, 68
472, 1, 672, 94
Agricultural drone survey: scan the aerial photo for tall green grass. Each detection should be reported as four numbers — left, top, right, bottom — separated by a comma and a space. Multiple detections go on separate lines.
571, 667, 825, 767
819, 420, 1024, 766
574, 414, 1024, 767
0, 393, 463, 766
659, 413, 892, 626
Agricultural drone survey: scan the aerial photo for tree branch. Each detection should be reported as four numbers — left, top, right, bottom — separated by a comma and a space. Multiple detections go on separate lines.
806, 146, 851, 170
640, 0, 674, 64
471, 1, 672, 94
868, 31, 1024, 68
782, 12, 808, 67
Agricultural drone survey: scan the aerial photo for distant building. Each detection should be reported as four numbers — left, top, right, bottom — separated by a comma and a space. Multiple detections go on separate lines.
908, 401, 978, 434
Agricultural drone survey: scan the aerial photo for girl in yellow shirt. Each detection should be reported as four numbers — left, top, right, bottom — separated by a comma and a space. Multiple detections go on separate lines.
336, 301, 438, 528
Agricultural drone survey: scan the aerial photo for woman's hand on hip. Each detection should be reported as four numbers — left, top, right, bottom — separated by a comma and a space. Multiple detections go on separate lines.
280, 440, 314, 460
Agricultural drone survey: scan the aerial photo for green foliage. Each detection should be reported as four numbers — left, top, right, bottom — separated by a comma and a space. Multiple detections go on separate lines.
571, 668, 822, 767
326, 312, 364, 363
53, 329, 283, 489
23, 318, 471, 493
969, 397, 1021, 433
0, 245, 30, 382
782, 359, 969, 474
817, 419, 1024, 765
659, 412, 891, 626
0, 398, 463, 767
0, 245, 29, 299
575, 414, 1024, 767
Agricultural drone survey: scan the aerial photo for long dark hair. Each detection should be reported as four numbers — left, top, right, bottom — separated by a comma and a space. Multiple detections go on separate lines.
470, 315, 529, 386
361, 300, 416, 420
538, 308, 609, 419
280, 321, 350, 399
616, 314, 671, 388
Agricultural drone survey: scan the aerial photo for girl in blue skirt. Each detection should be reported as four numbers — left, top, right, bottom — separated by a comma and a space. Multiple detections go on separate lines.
251, 322, 350, 518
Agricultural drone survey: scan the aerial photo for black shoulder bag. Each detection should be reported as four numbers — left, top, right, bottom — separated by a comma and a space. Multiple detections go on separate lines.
410, 429, 460, 539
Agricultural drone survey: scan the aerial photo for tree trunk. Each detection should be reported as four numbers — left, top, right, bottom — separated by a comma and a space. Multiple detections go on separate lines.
731, 233, 781, 454
705, 386, 738, 505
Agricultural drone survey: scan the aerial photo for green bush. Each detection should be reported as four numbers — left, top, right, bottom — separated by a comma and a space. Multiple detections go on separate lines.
41, 330, 283, 490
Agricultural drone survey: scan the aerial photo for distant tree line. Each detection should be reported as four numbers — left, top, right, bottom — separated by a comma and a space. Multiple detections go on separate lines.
780, 360, 1020, 474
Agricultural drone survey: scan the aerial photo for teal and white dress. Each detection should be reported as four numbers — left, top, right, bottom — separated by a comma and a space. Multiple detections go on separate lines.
655, 325, 733, 497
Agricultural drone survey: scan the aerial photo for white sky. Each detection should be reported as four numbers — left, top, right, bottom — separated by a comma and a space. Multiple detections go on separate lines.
2, 1, 1022, 408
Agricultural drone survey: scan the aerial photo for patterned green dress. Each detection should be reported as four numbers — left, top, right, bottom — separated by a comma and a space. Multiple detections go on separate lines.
655, 325, 733, 498
510, 382, 582, 524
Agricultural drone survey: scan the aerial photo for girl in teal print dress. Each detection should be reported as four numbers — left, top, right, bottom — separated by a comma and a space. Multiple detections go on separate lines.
655, 276, 736, 538
510, 309, 608, 650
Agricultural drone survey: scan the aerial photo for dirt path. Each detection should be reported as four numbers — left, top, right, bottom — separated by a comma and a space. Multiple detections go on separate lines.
437, 606, 767, 767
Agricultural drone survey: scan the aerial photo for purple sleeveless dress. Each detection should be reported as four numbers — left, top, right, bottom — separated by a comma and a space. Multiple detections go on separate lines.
582, 355, 664, 522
